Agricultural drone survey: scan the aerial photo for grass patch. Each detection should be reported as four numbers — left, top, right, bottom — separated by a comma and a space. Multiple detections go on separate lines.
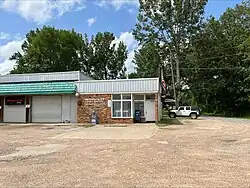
157, 118, 183, 127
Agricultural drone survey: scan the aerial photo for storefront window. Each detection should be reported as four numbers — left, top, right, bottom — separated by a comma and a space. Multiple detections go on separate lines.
112, 101, 121, 117
122, 94, 131, 100
122, 101, 131, 117
112, 94, 132, 118
113, 94, 121, 100
134, 95, 144, 101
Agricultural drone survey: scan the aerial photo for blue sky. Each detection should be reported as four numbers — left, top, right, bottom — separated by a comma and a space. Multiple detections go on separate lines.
0, 0, 244, 75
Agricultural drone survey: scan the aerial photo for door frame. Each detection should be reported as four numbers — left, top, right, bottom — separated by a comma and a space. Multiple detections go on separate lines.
145, 99, 155, 122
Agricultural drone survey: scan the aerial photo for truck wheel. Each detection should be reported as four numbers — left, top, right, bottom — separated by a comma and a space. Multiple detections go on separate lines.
169, 113, 176, 118
190, 113, 197, 119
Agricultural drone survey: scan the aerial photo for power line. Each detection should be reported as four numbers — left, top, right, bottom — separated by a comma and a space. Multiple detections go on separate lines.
179, 67, 249, 70
166, 53, 243, 64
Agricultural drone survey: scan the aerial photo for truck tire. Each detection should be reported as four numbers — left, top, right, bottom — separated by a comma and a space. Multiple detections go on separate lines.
190, 113, 197, 119
169, 113, 176, 118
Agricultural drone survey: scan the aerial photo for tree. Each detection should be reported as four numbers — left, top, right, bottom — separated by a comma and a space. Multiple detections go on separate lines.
10, 27, 128, 80
133, 0, 208, 106
132, 42, 162, 78
183, 0, 250, 116
89, 32, 128, 80
10, 26, 85, 74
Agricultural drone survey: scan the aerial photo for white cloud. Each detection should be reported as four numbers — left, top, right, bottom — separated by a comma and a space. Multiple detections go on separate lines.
113, 32, 139, 73
128, 8, 135, 14
0, 32, 10, 40
0, 0, 86, 24
96, 0, 138, 10
0, 40, 23, 75
0, 32, 22, 41
87, 17, 96, 27
113, 32, 138, 51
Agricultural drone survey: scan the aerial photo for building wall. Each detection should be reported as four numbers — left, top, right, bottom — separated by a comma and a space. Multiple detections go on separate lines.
0, 71, 92, 83
77, 94, 133, 124
76, 78, 159, 94
155, 94, 159, 122
61, 95, 77, 123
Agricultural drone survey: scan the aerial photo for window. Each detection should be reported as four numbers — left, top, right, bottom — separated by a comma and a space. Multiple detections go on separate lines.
191, 106, 199, 111
113, 94, 121, 100
112, 101, 121, 117
122, 94, 131, 100
179, 107, 184, 111
186, 107, 190, 110
134, 102, 144, 116
122, 101, 131, 117
146, 94, 155, 100
112, 94, 132, 118
134, 95, 144, 101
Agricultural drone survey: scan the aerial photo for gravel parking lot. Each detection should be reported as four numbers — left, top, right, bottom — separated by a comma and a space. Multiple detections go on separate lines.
0, 118, 249, 187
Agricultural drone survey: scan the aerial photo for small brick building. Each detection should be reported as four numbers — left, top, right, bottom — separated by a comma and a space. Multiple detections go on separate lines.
0, 71, 162, 124
75, 78, 162, 124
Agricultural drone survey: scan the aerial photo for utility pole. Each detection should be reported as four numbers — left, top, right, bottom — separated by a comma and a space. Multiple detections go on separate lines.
169, 51, 177, 108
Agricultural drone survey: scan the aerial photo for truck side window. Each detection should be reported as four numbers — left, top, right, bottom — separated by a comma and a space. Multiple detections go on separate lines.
186, 107, 190, 110
179, 107, 184, 110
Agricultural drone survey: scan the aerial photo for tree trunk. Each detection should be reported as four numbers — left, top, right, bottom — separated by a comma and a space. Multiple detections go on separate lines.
170, 52, 177, 108
175, 53, 180, 107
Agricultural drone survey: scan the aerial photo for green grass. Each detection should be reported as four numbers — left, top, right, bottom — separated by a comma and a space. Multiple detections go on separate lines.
202, 112, 250, 120
157, 116, 183, 127
158, 109, 184, 127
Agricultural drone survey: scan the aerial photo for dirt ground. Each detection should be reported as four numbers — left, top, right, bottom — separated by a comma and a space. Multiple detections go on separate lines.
0, 118, 249, 188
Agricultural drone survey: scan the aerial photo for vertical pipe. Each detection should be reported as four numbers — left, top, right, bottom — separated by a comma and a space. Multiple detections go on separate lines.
25, 96, 30, 123
0, 97, 3, 122
170, 51, 177, 108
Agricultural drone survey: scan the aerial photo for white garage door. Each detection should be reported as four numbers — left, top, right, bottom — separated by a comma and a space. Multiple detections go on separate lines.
32, 96, 62, 123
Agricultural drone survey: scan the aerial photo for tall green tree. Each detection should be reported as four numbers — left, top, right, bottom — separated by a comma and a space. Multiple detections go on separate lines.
10, 26, 85, 74
89, 32, 128, 80
132, 42, 162, 78
183, 0, 250, 116
133, 0, 208, 105
9, 27, 128, 80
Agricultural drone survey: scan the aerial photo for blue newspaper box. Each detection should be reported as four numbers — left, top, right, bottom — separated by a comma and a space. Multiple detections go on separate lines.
135, 110, 141, 123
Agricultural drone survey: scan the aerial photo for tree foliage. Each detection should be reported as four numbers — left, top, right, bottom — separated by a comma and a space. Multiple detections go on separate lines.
10, 27, 84, 73
182, 0, 250, 116
133, 0, 208, 104
132, 42, 162, 78
89, 32, 127, 80
10, 26, 128, 80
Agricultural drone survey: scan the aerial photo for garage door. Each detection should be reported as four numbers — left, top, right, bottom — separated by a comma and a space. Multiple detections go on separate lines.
4, 96, 26, 123
32, 96, 62, 123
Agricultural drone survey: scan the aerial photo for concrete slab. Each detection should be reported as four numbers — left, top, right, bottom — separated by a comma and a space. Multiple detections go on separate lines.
53, 124, 157, 140
0, 144, 68, 161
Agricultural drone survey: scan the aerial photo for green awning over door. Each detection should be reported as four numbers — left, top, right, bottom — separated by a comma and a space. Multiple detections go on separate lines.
0, 82, 76, 95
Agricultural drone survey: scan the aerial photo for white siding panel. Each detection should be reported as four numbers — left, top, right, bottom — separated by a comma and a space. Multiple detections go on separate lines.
61, 95, 77, 123
0, 71, 90, 83
76, 78, 159, 94
70, 96, 77, 123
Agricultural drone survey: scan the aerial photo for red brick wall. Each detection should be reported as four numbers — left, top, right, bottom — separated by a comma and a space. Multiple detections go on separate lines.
77, 94, 133, 124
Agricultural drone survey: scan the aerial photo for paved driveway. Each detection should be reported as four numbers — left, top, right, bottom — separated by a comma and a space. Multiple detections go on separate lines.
0, 119, 249, 187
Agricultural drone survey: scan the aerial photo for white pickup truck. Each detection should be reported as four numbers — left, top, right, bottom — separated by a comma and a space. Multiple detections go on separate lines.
169, 106, 200, 119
